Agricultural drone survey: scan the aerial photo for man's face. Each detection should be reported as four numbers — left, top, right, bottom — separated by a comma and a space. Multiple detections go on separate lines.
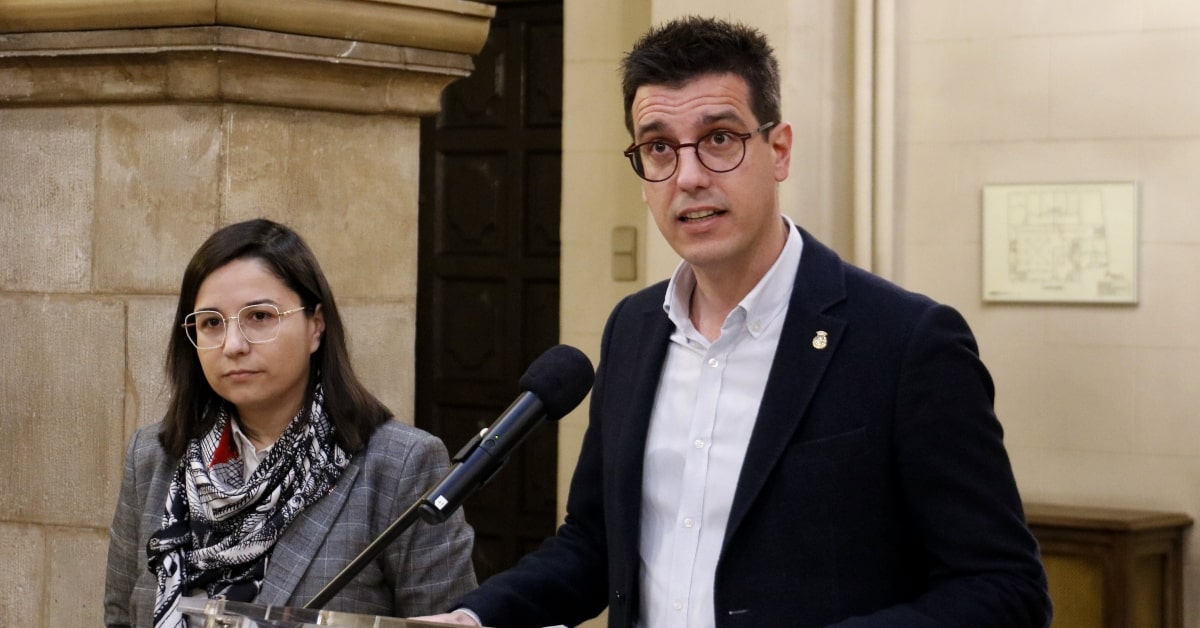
629, 73, 791, 277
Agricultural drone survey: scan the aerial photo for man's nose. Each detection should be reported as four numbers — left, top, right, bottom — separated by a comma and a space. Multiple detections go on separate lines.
674, 146, 710, 188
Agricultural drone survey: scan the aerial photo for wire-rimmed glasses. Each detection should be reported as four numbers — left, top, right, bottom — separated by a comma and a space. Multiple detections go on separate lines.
623, 121, 777, 182
182, 304, 308, 350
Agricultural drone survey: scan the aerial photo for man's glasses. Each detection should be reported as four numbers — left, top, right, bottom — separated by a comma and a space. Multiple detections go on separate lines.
182, 304, 308, 350
624, 121, 777, 182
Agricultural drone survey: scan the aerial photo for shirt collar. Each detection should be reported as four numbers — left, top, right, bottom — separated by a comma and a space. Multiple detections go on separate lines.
229, 416, 271, 457
662, 215, 803, 339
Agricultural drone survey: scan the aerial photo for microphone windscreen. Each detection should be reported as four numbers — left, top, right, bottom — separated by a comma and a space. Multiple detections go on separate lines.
518, 344, 595, 420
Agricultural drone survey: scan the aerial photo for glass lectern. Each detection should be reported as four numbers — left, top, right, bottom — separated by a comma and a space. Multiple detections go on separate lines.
177, 597, 471, 628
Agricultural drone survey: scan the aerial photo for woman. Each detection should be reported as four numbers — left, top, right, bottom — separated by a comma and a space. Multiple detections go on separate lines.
104, 219, 476, 627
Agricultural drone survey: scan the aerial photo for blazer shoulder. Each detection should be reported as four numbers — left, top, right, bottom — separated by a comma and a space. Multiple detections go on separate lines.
599, 280, 671, 354
794, 229, 965, 346
354, 419, 453, 485
124, 423, 174, 472
128, 422, 162, 450
361, 419, 444, 458
843, 262, 937, 310
616, 279, 669, 313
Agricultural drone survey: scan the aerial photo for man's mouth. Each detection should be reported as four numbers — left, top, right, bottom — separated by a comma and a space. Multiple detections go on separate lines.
680, 209, 722, 222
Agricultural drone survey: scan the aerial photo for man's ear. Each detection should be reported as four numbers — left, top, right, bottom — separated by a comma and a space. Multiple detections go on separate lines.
771, 121, 793, 183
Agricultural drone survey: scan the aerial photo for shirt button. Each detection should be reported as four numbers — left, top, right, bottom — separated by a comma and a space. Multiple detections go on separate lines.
673, 600, 683, 611
708, 358, 718, 367
751, 322, 762, 333
683, 517, 694, 528
694, 439, 704, 449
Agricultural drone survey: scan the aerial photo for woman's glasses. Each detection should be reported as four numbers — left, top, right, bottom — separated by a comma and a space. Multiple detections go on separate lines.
181, 304, 307, 350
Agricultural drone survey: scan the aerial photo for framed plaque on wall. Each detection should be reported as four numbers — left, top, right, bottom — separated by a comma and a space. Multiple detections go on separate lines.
981, 182, 1139, 304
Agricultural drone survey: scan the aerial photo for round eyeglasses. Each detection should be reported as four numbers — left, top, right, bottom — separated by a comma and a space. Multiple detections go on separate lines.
182, 304, 308, 350
623, 121, 777, 182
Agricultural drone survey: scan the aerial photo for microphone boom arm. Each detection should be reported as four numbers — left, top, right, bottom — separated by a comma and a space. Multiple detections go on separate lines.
302, 500, 424, 609
304, 395, 547, 609
301, 344, 593, 610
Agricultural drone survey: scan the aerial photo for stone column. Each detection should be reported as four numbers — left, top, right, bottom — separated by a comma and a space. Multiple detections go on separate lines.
0, 1, 493, 624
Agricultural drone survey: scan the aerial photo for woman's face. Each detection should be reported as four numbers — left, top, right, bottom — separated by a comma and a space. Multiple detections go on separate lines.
191, 257, 324, 425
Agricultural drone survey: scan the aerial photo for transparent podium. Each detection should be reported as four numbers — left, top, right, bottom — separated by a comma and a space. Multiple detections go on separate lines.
177, 597, 476, 628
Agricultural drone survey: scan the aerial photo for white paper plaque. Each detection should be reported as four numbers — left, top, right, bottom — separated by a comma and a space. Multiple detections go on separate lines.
982, 182, 1138, 304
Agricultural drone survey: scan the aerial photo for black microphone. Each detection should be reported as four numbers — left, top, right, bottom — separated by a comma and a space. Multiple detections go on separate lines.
418, 344, 595, 524
303, 345, 594, 610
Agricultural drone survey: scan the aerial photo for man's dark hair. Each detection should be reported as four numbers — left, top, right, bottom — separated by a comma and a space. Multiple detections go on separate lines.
159, 218, 390, 458
620, 15, 781, 135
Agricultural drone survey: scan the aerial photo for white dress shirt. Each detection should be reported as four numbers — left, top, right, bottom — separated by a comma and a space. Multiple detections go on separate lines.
229, 418, 272, 479
638, 217, 802, 628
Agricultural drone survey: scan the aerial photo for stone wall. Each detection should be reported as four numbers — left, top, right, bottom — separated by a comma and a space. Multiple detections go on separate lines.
0, 1, 492, 624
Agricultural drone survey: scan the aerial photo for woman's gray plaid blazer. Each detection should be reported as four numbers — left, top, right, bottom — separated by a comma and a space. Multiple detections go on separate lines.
104, 419, 477, 627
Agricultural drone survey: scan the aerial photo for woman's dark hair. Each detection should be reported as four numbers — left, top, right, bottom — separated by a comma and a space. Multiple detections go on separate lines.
620, 16, 781, 136
159, 218, 390, 457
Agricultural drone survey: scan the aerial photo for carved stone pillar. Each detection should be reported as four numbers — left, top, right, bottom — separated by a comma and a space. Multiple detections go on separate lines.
0, 2, 492, 624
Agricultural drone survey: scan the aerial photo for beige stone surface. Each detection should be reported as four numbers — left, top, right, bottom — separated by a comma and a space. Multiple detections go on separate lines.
899, 142, 980, 247
126, 296, 177, 433
95, 105, 222, 294
0, 0, 212, 32
905, 0, 1135, 39
994, 342, 1139, 452
1140, 139, 1200, 244
0, 53, 182, 104
0, 524, 45, 626
1145, 0, 1200, 30
1028, 245, 1200, 353
562, 4, 1200, 627
905, 38, 1052, 143
1132, 244, 1200, 348
0, 108, 96, 293
899, 241, 981, 310
213, 53, 463, 115
899, 5, 1200, 624
0, 27, 476, 115
1051, 31, 1200, 139
562, 60, 628, 151
563, 0, 646, 63
7, 0, 1199, 626
340, 301, 417, 424
217, 0, 494, 54
46, 527, 110, 627
0, 3, 488, 625
0, 0, 494, 54
0, 295, 126, 528
222, 105, 420, 301
1008, 448, 1200, 523
1134, 347, 1200, 457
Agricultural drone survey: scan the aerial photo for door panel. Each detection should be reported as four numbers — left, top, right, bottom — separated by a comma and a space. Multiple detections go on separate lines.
417, 1, 563, 582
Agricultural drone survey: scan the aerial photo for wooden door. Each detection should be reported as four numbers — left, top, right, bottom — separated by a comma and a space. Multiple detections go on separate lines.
416, 1, 564, 582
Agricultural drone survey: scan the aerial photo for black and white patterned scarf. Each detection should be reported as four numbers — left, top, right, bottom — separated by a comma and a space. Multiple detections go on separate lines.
147, 386, 349, 628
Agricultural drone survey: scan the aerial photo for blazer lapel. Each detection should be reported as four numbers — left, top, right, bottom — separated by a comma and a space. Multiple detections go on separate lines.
256, 459, 363, 606
610, 301, 674, 573
724, 230, 848, 543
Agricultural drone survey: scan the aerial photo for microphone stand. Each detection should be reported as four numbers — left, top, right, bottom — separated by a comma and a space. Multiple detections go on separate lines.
302, 430, 487, 610
302, 500, 423, 609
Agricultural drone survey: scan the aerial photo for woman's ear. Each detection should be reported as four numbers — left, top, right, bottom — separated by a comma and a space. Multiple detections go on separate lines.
308, 304, 326, 354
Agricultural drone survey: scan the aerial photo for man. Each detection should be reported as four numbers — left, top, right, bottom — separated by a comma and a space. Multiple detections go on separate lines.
419, 15, 1051, 628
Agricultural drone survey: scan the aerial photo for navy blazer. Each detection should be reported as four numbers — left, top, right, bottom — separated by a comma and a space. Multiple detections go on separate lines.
460, 227, 1050, 627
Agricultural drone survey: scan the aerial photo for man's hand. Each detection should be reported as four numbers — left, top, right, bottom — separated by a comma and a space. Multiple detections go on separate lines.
408, 610, 481, 626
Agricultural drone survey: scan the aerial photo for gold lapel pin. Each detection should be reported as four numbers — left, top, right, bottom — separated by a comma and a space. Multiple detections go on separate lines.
812, 330, 828, 350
